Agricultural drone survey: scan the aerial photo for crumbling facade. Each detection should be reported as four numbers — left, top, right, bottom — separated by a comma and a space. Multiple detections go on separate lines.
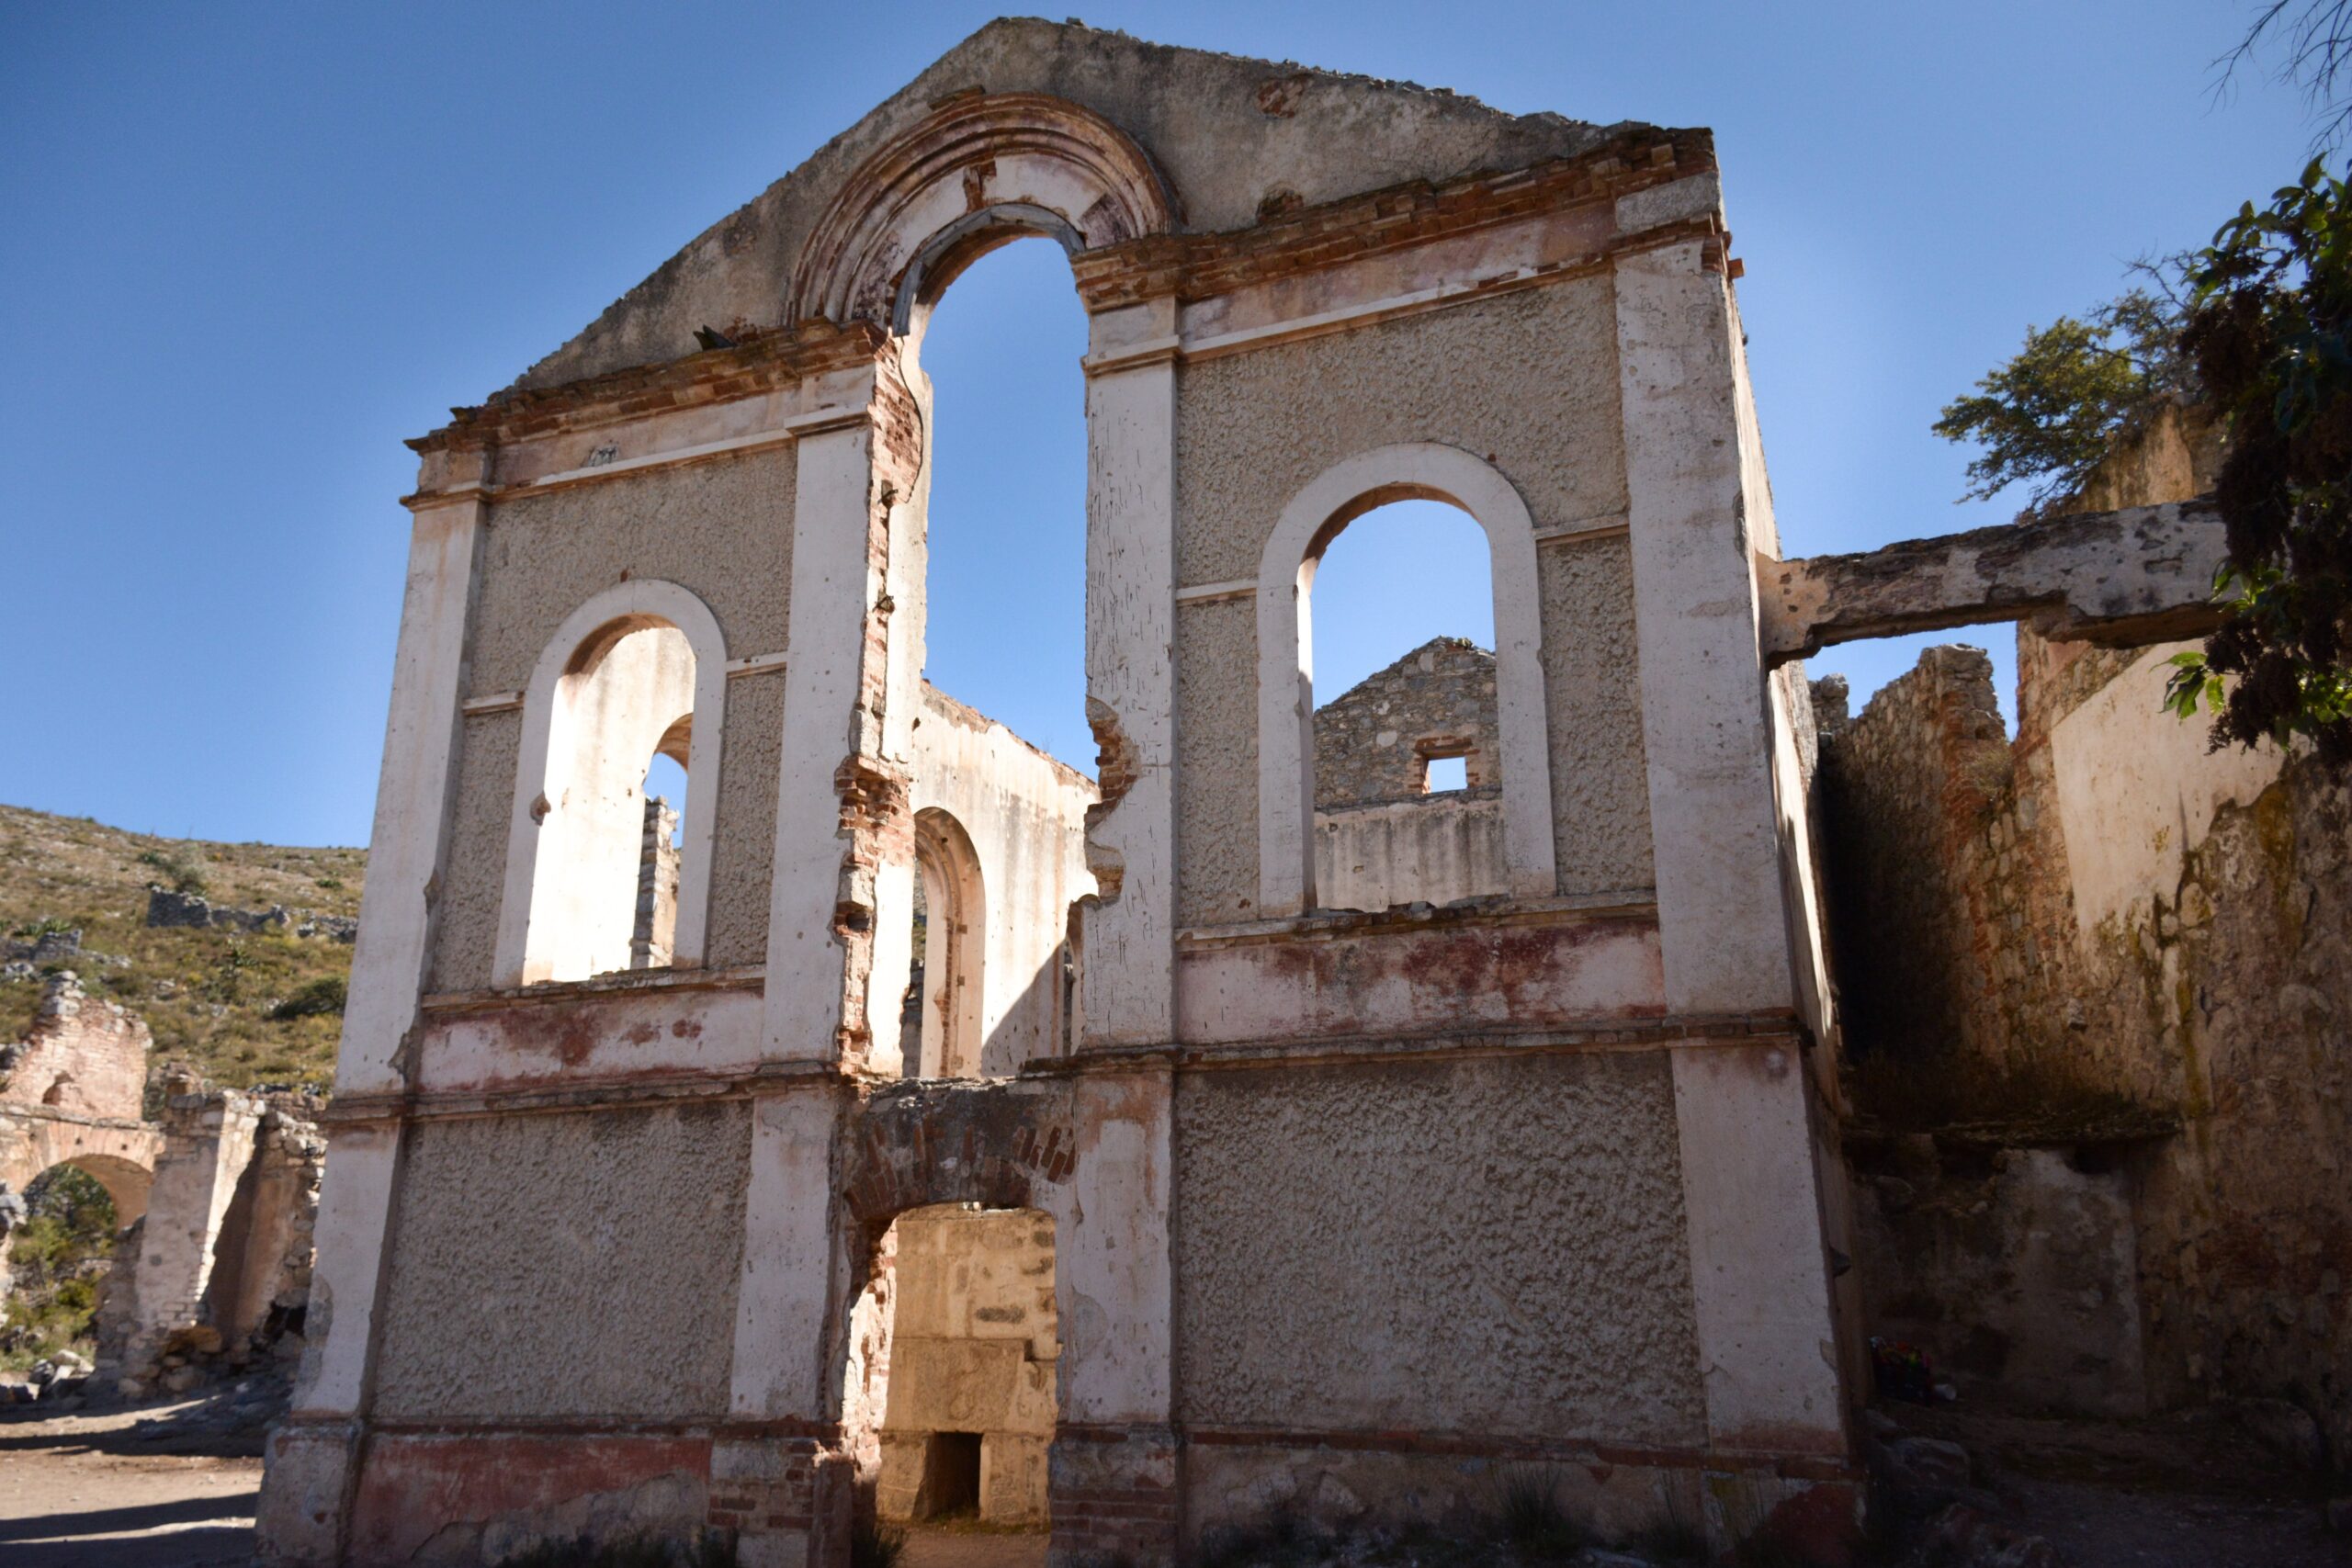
96, 1077, 324, 1397
254, 22, 1933, 1565
0, 973, 164, 1274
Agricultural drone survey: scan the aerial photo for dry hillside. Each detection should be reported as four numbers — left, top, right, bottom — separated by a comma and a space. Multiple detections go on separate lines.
0, 803, 362, 1091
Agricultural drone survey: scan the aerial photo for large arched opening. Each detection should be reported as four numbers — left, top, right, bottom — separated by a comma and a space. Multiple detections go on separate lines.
1256, 444, 1560, 918
876, 221, 1102, 1083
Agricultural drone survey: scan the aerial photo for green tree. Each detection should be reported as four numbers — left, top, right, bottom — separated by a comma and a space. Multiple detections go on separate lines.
2166, 160, 2352, 761
1932, 283, 2193, 513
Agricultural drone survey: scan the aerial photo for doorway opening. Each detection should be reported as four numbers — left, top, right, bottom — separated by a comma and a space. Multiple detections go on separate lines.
842, 1204, 1057, 1549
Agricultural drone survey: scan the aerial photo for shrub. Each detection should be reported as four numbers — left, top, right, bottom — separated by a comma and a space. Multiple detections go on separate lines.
270, 976, 348, 1021
848, 1514, 905, 1568
1491, 1467, 1589, 1562
138, 848, 210, 896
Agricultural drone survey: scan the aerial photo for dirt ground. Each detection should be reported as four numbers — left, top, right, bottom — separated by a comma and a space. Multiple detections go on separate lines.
0, 1395, 263, 1567
0, 1392, 2340, 1568
899, 1524, 1049, 1568
1880, 1402, 2349, 1568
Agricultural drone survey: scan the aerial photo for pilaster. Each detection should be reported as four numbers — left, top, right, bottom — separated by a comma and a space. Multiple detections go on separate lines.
1614, 241, 1846, 1455
1080, 299, 1179, 1047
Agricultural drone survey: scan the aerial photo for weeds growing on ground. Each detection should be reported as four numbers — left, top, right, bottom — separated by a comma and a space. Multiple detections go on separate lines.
1489, 1466, 1590, 1562
1625, 1499, 1709, 1564
848, 1513, 905, 1568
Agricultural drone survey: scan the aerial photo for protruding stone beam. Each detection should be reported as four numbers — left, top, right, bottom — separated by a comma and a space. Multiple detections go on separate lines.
1758, 500, 2227, 666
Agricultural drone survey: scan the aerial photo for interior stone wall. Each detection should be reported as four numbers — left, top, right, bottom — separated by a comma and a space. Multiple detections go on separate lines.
1170, 1050, 1703, 1444
1823, 632, 2352, 1461
373, 1102, 750, 1421
1314, 637, 1498, 807
876, 1206, 1057, 1524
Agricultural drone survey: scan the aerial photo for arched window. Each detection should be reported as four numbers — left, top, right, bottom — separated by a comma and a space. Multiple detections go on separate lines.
906, 808, 986, 1078
1256, 444, 1557, 918
496, 581, 726, 987
876, 230, 1098, 1080
1305, 502, 1502, 910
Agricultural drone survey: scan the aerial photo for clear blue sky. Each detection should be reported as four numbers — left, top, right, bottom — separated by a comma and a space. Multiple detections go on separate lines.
0, 3, 2321, 846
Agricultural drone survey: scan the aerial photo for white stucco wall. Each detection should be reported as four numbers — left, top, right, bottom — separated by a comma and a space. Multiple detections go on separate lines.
910, 684, 1098, 1077
2050, 641, 2286, 941
1312, 793, 1507, 910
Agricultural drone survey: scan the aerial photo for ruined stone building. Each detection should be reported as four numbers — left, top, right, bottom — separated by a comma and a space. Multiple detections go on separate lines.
1, 972, 163, 1259
1312, 637, 1507, 910
0, 971, 324, 1393
1818, 418, 2352, 1469
252, 21, 2249, 1567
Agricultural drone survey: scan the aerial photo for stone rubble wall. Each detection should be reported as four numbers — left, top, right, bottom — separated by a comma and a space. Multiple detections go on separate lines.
1823, 630, 2352, 1464
94, 1079, 324, 1398
1850, 1142, 2147, 1416
629, 795, 682, 970
144, 886, 358, 943
1313, 637, 1500, 808
0, 972, 151, 1122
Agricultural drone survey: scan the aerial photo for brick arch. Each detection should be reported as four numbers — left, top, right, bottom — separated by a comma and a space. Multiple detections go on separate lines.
839, 1081, 1077, 1246
1, 1116, 162, 1224
787, 92, 1177, 333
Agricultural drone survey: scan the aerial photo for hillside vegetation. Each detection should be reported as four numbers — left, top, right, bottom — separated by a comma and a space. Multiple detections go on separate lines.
0, 803, 363, 1090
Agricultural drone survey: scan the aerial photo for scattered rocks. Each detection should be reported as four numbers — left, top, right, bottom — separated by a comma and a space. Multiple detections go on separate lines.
146, 886, 289, 932
1883, 1436, 1975, 1493
143, 886, 356, 942
3, 926, 82, 964
2208, 1397, 2326, 1474
1913, 1504, 2059, 1567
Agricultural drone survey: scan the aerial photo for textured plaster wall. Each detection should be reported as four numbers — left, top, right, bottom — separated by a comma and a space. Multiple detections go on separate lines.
431, 711, 522, 994
1173, 280, 1625, 588
706, 669, 784, 968
1538, 534, 1653, 896
1171, 1051, 1703, 1442
1171, 282, 1628, 924
467, 448, 795, 694
1174, 598, 1260, 926
431, 451, 795, 989
1314, 794, 1505, 911
374, 1102, 750, 1420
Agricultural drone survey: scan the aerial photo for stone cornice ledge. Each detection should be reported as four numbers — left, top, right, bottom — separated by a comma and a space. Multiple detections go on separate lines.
1175, 888, 1659, 949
